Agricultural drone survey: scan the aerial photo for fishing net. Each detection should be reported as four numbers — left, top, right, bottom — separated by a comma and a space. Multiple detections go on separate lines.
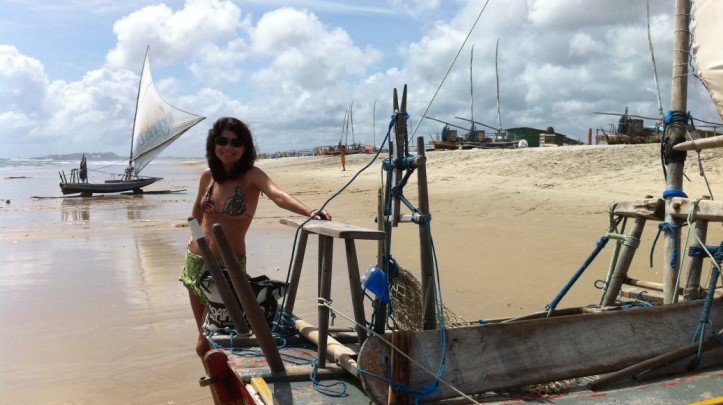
388, 265, 468, 331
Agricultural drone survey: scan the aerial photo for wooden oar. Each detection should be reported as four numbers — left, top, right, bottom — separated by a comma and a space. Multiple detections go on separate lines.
187, 218, 249, 334
589, 329, 723, 390
212, 223, 285, 373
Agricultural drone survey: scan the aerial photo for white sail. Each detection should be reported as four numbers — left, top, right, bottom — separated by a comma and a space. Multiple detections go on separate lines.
130, 53, 205, 175
691, 0, 723, 120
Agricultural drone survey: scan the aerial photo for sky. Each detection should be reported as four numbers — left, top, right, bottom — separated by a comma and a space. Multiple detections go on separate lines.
1, 0, 721, 159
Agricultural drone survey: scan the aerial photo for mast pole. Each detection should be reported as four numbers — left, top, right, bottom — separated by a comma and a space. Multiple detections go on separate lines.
495, 39, 502, 139
126, 46, 149, 180
662, 0, 690, 303
470, 44, 475, 135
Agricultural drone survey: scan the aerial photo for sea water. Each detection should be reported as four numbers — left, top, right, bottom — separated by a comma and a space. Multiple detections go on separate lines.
0, 158, 217, 404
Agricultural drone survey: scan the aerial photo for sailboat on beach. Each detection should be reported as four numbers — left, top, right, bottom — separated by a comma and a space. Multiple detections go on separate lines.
59, 48, 205, 196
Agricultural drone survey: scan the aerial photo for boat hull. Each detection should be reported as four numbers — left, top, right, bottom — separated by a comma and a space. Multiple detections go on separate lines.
59, 177, 161, 195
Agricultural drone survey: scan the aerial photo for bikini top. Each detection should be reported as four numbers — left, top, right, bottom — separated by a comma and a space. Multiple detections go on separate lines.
200, 180, 247, 216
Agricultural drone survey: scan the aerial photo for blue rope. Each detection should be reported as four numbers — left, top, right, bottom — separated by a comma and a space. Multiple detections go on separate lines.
662, 188, 688, 199
310, 360, 349, 397
649, 222, 681, 269
689, 242, 723, 369
545, 236, 610, 313
664, 110, 691, 126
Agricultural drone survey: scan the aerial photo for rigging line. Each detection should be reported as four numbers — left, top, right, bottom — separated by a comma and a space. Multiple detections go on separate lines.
90, 126, 113, 155
410, 0, 492, 139
647, 0, 664, 120
691, 116, 723, 126
317, 298, 481, 404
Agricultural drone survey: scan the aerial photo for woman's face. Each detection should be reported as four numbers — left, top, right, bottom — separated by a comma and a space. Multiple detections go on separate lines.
214, 129, 245, 168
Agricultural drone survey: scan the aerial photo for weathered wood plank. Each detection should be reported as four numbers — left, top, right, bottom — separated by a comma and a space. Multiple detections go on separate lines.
668, 197, 723, 221
612, 198, 664, 220
672, 134, 723, 151
614, 198, 723, 222
280, 218, 384, 240
357, 298, 723, 402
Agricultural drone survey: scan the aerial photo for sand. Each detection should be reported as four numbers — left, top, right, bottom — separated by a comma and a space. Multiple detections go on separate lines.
1, 143, 722, 404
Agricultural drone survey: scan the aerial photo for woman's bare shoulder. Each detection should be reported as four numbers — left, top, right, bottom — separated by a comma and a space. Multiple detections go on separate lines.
198, 169, 213, 185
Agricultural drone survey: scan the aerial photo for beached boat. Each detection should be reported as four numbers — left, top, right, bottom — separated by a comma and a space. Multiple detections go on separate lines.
59, 48, 205, 196
188, 2, 723, 403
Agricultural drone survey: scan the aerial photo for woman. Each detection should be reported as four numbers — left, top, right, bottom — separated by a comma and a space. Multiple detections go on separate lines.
180, 117, 331, 357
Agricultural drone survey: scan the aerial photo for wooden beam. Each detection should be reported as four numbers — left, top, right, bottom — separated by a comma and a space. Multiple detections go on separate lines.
280, 218, 384, 240
672, 134, 723, 151
612, 198, 664, 220
614, 198, 723, 222
295, 318, 359, 378
668, 197, 723, 221
357, 297, 723, 402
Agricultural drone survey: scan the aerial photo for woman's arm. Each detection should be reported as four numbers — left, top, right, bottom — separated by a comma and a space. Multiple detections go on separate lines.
251, 167, 331, 220
188, 170, 211, 245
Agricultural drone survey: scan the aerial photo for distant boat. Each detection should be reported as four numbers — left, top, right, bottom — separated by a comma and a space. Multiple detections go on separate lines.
594, 108, 662, 145
59, 48, 205, 196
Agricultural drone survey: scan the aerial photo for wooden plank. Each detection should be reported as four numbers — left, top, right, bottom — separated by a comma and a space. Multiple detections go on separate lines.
282, 230, 308, 316
344, 239, 368, 344
317, 235, 334, 367
614, 197, 723, 222
388, 330, 411, 404
589, 329, 723, 390
612, 198, 664, 220
280, 218, 384, 240
357, 297, 723, 402
619, 285, 666, 303
668, 197, 723, 221
251, 376, 274, 405
672, 134, 723, 151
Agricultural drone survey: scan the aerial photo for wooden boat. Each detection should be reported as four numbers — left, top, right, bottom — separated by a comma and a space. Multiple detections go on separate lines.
59, 174, 160, 196
188, 2, 723, 403
59, 47, 205, 196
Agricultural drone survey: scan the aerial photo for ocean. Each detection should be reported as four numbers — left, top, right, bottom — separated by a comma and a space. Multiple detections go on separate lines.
0, 159, 214, 404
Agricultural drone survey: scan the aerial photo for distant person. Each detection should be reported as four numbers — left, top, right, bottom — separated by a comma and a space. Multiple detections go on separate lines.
339, 143, 346, 171
179, 117, 331, 358
79, 154, 88, 183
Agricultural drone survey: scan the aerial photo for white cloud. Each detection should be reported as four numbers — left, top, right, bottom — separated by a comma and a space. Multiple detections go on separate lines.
250, 8, 381, 90
105, 0, 243, 70
0, 46, 49, 115
1, 0, 722, 158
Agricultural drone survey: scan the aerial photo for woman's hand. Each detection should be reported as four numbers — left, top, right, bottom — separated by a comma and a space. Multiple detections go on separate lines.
309, 209, 331, 221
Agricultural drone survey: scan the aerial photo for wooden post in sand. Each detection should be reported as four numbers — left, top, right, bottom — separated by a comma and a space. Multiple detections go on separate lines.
600, 217, 646, 306
684, 219, 708, 301
212, 224, 285, 373
416, 136, 436, 330
187, 218, 249, 335
662, 0, 690, 303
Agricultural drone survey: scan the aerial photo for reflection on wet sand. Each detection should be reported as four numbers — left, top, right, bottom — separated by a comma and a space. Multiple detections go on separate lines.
59, 195, 157, 223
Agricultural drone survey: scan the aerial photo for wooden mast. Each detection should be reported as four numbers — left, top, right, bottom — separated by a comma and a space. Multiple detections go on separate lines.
662, 0, 690, 303
125, 46, 149, 181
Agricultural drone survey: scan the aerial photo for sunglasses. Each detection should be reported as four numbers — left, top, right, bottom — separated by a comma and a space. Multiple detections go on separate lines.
215, 136, 243, 148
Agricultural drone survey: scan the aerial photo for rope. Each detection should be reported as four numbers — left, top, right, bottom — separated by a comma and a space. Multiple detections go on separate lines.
545, 235, 609, 315
689, 242, 723, 369
649, 221, 682, 269
411, 0, 492, 140
274, 113, 399, 330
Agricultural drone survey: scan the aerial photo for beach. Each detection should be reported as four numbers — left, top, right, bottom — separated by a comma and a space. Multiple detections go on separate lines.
1, 144, 722, 404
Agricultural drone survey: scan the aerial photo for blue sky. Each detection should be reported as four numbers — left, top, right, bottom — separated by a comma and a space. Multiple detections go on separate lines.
1, 0, 721, 158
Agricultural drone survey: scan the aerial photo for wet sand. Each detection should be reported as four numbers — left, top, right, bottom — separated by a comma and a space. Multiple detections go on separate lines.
1, 144, 722, 403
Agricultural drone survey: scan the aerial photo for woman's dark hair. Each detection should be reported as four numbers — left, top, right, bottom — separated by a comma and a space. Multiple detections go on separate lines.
206, 117, 256, 181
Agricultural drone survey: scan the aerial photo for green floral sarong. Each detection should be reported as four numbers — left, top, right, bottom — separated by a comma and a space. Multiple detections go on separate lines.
179, 250, 246, 305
